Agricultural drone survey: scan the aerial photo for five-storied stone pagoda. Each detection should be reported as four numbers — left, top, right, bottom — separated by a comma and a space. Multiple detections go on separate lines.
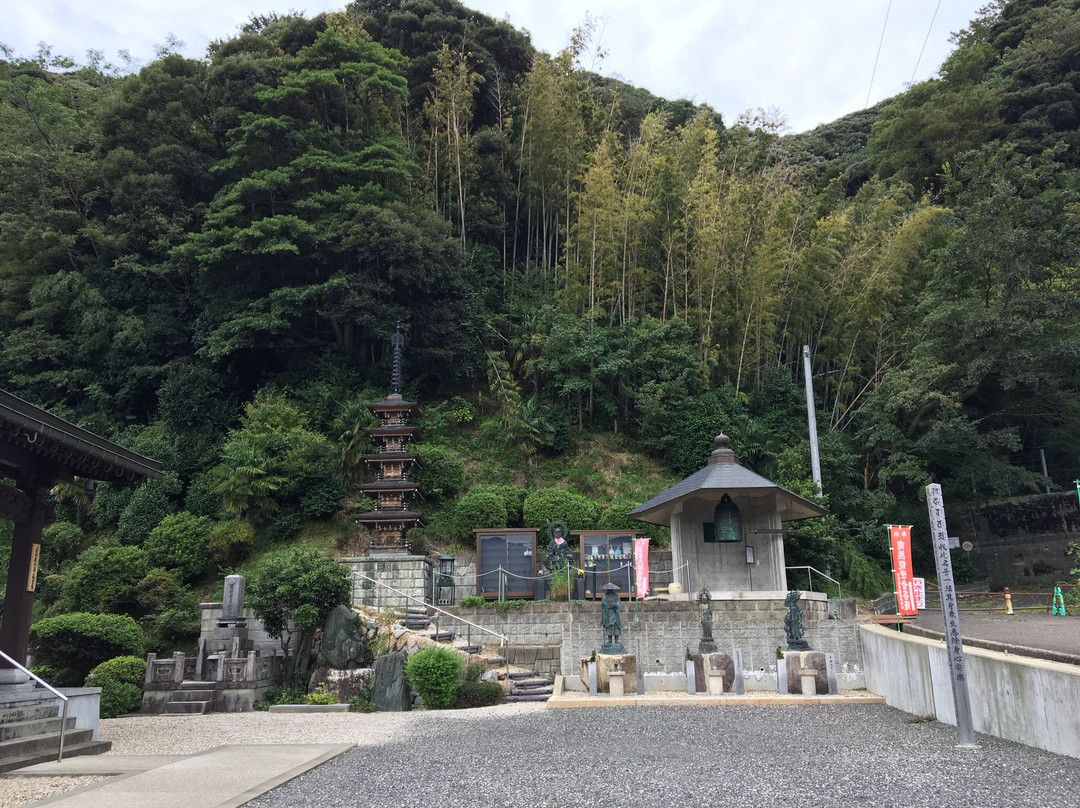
355, 324, 426, 554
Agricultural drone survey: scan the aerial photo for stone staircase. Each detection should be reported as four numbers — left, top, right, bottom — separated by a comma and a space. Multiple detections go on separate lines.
506, 672, 554, 703
164, 681, 214, 714
0, 702, 111, 773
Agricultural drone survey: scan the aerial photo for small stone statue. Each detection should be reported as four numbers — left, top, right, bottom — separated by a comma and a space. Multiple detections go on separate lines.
600, 583, 625, 654
698, 587, 717, 654
784, 590, 811, 651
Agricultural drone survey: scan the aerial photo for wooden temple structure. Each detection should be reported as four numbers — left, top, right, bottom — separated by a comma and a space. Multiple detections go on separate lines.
0, 390, 161, 683
355, 325, 426, 554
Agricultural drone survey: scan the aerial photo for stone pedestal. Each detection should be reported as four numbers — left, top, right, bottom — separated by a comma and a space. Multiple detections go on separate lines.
799, 667, 817, 696
580, 654, 636, 695
783, 650, 826, 695
707, 670, 725, 695
608, 670, 625, 697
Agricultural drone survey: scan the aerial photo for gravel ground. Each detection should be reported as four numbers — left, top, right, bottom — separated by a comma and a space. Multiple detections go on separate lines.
242, 705, 1080, 808
0, 775, 105, 807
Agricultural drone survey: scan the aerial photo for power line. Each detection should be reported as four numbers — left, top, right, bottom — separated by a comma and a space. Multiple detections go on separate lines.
865, 0, 893, 108
911, 0, 944, 83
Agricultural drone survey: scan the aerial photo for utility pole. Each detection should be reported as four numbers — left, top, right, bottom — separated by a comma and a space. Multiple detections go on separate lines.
802, 345, 822, 496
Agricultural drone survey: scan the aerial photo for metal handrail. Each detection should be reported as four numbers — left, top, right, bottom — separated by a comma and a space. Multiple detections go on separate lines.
353, 571, 508, 645
0, 650, 69, 762
785, 565, 842, 601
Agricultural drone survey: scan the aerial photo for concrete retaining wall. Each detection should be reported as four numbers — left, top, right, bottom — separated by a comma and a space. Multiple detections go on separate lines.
447, 597, 864, 688
861, 624, 1080, 759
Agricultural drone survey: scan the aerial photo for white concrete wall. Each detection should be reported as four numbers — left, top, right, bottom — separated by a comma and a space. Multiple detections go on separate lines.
861, 624, 1080, 759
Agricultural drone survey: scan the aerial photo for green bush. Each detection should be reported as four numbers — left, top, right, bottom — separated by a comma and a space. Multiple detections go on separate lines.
151, 591, 202, 646
522, 489, 600, 541
474, 485, 525, 526
116, 476, 179, 546
453, 681, 503, 709
30, 613, 144, 687
40, 521, 84, 574
452, 490, 507, 539
305, 684, 338, 705
145, 512, 211, 582
256, 688, 307, 710
267, 510, 302, 543
87, 656, 146, 718
412, 445, 465, 503
55, 545, 149, 615
185, 472, 223, 518
404, 647, 464, 710
459, 595, 485, 608
297, 463, 347, 519
207, 520, 254, 567
597, 497, 643, 532
135, 568, 182, 613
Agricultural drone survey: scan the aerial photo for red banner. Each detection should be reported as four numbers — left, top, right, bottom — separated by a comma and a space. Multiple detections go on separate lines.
634, 538, 650, 597
889, 525, 918, 616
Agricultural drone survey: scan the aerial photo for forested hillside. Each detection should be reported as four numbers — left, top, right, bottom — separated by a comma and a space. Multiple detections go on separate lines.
2, 0, 1079, 640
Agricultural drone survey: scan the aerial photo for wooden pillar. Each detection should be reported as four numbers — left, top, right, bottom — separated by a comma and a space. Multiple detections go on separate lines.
0, 479, 49, 674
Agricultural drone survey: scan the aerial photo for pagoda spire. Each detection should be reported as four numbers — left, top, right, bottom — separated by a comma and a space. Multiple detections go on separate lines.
391, 322, 404, 396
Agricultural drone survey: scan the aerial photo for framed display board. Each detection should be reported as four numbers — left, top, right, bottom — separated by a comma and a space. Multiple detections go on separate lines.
573, 531, 644, 598
474, 529, 538, 600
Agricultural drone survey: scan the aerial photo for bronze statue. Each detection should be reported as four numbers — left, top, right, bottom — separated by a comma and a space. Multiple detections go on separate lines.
784, 590, 810, 651
600, 582, 625, 653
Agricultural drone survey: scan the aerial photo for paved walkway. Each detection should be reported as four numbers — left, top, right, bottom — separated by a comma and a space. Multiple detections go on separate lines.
23, 745, 350, 808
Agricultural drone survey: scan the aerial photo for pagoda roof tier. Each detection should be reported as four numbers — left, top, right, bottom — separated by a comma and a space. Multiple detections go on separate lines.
354, 509, 427, 526
360, 452, 423, 466
359, 479, 426, 495
367, 393, 419, 415
364, 425, 421, 439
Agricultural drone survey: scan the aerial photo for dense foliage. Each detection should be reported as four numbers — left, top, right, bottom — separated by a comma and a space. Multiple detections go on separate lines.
404, 645, 465, 709
4, 0, 1080, 635
86, 655, 147, 718
29, 613, 144, 686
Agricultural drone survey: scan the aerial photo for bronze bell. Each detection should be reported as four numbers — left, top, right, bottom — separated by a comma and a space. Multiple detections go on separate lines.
713, 494, 742, 542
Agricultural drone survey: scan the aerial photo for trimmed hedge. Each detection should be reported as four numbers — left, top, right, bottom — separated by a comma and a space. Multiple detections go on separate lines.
522, 488, 600, 542
30, 613, 144, 687
453, 681, 504, 709
452, 490, 507, 539
404, 647, 464, 710
87, 655, 147, 718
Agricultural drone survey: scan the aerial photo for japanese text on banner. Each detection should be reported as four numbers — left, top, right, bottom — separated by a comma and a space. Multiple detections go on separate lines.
889, 525, 918, 615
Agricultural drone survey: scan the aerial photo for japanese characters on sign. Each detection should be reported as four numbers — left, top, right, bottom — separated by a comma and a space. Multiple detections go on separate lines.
888, 525, 918, 616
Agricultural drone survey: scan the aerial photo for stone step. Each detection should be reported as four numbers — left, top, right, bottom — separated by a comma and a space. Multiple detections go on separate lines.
486, 658, 506, 667
403, 619, 431, 629
0, 704, 59, 725
507, 671, 539, 680
180, 680, 215, 689
170, 689, 215, 702
0, 727, 95, 760
510, 679, 551, 689
513, 685, 553, 695
164, 701, 211, 714
505, 693, 552, 702
0, 716, 73, 742
429, 631, 455, 642
0, 739, 112, 775
457, 645, 484, 655
404, 606, 430, 615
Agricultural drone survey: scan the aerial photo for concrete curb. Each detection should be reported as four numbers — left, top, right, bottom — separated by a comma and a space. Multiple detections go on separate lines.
267, 704, 351, 713
904, 624, 1080, 667
545, 692, 886, 708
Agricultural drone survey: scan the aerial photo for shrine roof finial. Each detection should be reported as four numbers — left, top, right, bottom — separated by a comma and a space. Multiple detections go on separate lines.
391, 322, 405, 396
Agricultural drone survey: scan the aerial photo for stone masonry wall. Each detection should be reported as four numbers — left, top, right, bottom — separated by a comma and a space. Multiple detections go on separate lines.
340, 556, 434, 610
199, 604, 288, 655
445, 599, 863, 687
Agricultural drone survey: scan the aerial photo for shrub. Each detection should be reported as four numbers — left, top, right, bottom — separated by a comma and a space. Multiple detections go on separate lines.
184, 472, 223, 518
305, 684, 338, 705
267, 510, 302, 543
40, 521, 84, 574
135, 568, 182, 613
30, 613, 144, 687
522, 489, 600, 541
404, 647, 464, 710
459, 595, 485, 608
55, 545, 149, 615
297, 463, 347, 519
256, 688, 307, 710
151, 591, 202, 646
87, 655, 146, 718
474, 485, 525, 526
452, 681, 503, 709
452, 490, 507, 539
145, 512, 211, 582
597, 497, 643, 532
207, 520, 254, 567
412, 445, 464, 503
116, 475, 179, 546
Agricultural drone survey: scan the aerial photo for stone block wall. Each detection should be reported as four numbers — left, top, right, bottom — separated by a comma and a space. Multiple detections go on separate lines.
341, 556, 433, 610
445, 597, 864, 688
199, 604, 288, 655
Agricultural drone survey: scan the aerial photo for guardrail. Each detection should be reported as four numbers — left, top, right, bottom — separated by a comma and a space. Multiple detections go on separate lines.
785, 565, 842, 601
0, 650, 69, 762
923, 584, 1078, 614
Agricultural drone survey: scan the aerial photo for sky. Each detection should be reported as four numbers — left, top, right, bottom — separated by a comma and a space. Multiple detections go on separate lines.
3, 0, 989, 133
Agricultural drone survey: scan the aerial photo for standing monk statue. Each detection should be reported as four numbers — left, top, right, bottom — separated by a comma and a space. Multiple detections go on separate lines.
600, 583, 625, 654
